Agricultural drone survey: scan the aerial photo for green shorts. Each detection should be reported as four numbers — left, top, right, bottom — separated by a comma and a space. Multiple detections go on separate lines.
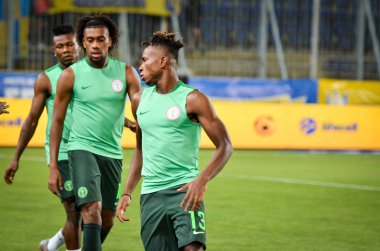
140, 185, 206, 250
68, 150, 122, 211
57, 160, 75, 202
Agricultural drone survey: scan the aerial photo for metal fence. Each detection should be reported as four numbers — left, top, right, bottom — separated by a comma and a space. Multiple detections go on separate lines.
0, 0, 379, 80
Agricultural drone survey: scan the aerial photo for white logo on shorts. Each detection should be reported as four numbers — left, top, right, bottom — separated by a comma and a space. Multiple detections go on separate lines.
111, 80, 124, 92
166, 106, 181, 120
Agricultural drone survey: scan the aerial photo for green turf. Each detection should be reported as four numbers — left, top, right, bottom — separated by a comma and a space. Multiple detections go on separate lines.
0, 148, 379, 250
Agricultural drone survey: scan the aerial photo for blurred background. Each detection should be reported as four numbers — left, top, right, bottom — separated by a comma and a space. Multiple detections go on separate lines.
1, 0, 379, 150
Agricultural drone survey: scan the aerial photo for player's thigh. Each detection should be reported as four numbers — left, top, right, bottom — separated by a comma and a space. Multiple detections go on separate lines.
140, 192, 178, 251
169, 189, 206, 249
96, 155, 122, 211
58, 160, 75, 202
68, 150, 101, 207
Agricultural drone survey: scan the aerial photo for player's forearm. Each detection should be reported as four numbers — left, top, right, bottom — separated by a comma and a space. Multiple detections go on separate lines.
49, 121, 64, 167
13, 117, 39, 162
123, 148, 142, 195
199, 140, 233, 182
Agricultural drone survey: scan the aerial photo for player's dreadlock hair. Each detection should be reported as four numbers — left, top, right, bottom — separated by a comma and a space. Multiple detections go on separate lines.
75, 15, 119, 53
142, 31, 184, 62
52, 25, 74, 36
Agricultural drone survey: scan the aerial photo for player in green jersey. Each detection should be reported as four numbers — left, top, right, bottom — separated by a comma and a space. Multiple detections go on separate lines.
0, 101, 9, 115
3, 25, 81, 251
116, 32, 233, 250
48, 15, 141, 251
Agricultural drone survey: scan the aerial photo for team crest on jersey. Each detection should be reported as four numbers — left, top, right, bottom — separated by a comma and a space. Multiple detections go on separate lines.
111, 79, 124, 92
166, 106, 181, 120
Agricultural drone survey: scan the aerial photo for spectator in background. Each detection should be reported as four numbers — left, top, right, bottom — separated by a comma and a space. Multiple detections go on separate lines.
183, 0, 205, 52
0, 101, 9, 115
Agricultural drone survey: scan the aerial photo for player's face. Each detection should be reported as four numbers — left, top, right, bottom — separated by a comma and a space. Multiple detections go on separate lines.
83, 27, 112, 67
53, 34, 79, 68
139, 46, 164, 84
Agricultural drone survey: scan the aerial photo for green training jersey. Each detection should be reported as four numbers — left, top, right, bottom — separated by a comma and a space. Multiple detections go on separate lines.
68, 57, 127, 159
137, 81, 201, 194
45, 64, 72, 164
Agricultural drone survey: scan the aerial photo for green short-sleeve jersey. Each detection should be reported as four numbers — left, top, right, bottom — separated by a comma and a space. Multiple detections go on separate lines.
137, 81, 201, 194
45, 64, 72, 164
68, 57, 127, 159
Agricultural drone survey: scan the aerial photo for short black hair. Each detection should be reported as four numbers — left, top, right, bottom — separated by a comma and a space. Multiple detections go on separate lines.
75, 15, 119, 52
52, 25, 74, 37
142, 31, 184, 61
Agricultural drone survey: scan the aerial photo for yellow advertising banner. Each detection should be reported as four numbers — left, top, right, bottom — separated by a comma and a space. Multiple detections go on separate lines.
47, 0, 171, 16
319, 78, 380, 105
1, 98, 379, 150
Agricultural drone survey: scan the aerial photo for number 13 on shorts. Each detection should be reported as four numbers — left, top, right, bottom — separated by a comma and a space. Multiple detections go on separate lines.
189, 210, 206, 234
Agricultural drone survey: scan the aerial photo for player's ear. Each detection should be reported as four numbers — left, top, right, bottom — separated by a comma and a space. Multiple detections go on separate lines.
160, 56, 168, 68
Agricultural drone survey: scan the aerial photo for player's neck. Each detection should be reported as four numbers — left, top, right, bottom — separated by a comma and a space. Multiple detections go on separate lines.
156, 74, 179, 94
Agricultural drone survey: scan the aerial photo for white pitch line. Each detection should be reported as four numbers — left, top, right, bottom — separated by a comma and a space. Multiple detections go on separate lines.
223, 174, 380, 192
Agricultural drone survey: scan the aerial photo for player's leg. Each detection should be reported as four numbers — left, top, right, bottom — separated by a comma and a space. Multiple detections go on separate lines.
97, 155, 122, 243
69, 150, 102, 251
58, 160, 82, 250
170, 185, 206, 251
140, 190, 178, 251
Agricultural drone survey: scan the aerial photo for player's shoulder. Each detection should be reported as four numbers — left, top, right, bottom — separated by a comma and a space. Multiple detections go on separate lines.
109, 57, 126, 66
44, 64, 61, 74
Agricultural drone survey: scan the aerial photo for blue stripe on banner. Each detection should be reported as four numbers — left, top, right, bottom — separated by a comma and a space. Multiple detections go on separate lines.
188, 77, 317, 103
21, 0, 31, 16
0, 72, 39, 98
0, 0, 4, 20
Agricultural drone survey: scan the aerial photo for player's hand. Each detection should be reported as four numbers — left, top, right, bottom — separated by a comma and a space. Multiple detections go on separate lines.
125, 119, 137, 133
178, 176, 208, 211
4, 160, 19, 184
48, 163, 62, 197
116, 195, 131, 222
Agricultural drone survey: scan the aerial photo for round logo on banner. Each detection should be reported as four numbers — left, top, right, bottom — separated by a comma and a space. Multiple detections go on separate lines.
111, 80, 124, 92
253, 115, 276, 136
166, 106, 181, 120
300, 118, 317, 135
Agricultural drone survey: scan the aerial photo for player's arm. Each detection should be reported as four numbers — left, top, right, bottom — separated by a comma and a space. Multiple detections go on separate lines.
116, 91, 143, 223
4, 73, 50, 184
48, 68, 74, 196
178, 91, 233, 211
123, 65, 141, 133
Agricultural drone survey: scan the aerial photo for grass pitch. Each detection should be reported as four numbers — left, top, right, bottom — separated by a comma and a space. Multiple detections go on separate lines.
0, 148, 379, 250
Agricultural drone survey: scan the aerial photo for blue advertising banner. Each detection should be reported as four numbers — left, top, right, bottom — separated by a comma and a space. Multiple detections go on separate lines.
0, 72, 38, 97
0, 73, 318, 103
189, 77, 318, 103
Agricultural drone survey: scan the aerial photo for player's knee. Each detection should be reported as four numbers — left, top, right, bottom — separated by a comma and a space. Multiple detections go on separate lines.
182, 242, 204, 251
81, 202, 102, 224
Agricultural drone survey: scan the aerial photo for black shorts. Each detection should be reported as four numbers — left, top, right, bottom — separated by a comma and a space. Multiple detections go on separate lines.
57, 160, 75, 202
140, 185, 206, 250
68, 150, 122, 211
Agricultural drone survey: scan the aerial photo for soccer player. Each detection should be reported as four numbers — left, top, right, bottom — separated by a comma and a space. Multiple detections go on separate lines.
48, 15, 141, 251
0, 101, 9, 115
116, 32, 233, 250
3, 25, 81, 251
